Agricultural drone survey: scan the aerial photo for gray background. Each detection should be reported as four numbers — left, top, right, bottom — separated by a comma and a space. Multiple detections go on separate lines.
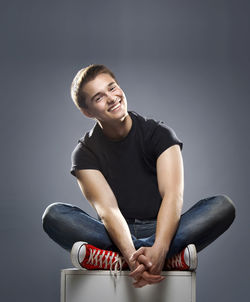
1, 0, 249, 301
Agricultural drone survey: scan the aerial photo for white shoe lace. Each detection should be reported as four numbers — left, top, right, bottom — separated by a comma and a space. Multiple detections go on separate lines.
173, 254, 183, 268
87, 248, 125, 276
167, 253, 184, 269
110, 256, 124, 277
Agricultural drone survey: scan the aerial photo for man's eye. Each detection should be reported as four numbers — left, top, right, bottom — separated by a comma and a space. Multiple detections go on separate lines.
110, 86, 116, 91
95, 96, 103, 102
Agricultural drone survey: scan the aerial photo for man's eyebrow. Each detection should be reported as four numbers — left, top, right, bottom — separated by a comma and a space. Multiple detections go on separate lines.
108, 81, 116, 87
90, 81, 116, 101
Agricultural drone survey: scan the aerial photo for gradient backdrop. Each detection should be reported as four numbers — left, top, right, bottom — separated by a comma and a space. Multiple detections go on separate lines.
1, 0, 249, 301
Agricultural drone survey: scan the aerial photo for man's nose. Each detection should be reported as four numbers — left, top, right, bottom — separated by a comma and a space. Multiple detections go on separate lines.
107, 93, 117, 103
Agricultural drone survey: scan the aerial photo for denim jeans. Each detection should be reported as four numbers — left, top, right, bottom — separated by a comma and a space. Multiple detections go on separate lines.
42, 194, 235, 258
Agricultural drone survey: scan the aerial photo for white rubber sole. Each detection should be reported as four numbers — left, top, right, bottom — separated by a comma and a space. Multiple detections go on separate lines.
187, 244, 198, 271
71, 241, 88, 270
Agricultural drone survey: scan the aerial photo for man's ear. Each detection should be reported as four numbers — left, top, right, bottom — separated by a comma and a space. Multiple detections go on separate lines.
80, 107, 94, 118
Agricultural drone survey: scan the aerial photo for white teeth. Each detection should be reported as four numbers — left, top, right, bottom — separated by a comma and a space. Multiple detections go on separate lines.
110, 102, 121, 111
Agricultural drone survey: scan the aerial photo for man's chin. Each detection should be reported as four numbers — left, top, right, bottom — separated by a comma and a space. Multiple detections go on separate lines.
108, 108, 128, 120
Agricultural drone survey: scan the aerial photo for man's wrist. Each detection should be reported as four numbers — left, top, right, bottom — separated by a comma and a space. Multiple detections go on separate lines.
122, 247, 137, 264
152, 241, 169, 254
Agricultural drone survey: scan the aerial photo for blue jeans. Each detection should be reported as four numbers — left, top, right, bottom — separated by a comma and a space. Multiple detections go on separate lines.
42, 194, 235, 258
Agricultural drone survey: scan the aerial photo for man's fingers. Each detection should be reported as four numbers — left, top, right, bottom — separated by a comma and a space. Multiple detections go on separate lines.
142, 271, 165, 283
133, 278, 149, 288
129, 247, 145, 261
129, 258, 157, 279
130, 268, 163, 283
129, 264, 164, 283
133, 275, 165, 288
137, 254, 152, 268
129, 263, 146, 279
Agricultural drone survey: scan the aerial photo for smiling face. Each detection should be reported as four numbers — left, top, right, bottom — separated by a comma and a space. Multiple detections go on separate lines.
80, 73, 128, 123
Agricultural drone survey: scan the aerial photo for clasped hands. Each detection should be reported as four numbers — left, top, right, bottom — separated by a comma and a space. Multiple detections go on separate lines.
128, 245, 168, 288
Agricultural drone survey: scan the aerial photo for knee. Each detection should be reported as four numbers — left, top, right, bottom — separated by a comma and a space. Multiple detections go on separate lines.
214, 194, 236, 224
42, 202, 67, 230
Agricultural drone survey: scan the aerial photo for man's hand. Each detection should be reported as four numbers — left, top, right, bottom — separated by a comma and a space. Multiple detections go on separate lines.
127, 255, 165, 288
129, 245, 168, 286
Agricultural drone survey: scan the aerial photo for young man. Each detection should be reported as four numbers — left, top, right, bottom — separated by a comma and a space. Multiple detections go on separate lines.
42, 64, 235, 288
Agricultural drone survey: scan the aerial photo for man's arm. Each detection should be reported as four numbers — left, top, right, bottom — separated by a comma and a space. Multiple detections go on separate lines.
154, 144, 184, 253
75, 169, 135, 262
74, 169, 163, 285
130, 144, 184, 280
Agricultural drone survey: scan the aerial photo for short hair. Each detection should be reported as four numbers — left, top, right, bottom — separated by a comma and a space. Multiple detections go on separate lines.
71, 64, 117, 109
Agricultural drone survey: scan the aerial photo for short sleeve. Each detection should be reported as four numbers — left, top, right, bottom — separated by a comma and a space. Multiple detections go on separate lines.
70, 142, 101, 177
151, 122, 183, 159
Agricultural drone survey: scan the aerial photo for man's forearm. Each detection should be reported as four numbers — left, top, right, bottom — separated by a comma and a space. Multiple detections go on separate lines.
153, 194, 183, 252
100, 208, 136, 263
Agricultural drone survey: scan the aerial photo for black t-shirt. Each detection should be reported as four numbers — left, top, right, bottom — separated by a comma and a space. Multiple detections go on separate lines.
71, 111, 183, 219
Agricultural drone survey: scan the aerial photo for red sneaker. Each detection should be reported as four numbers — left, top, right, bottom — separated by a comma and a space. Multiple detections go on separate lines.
71, 242, 128, 272
165, 244, 197, 271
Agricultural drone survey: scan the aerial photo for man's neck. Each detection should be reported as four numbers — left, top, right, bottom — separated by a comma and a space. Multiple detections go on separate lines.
98, 114, 132, 141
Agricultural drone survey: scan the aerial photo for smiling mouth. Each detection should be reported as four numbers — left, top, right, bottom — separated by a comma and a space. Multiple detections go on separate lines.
108, 99, 122, 112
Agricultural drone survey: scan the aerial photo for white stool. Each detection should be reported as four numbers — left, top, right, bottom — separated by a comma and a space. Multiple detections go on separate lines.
61, 269, 196, 302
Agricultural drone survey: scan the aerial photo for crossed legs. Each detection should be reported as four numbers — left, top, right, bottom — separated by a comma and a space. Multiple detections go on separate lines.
42, 194, 235, 259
